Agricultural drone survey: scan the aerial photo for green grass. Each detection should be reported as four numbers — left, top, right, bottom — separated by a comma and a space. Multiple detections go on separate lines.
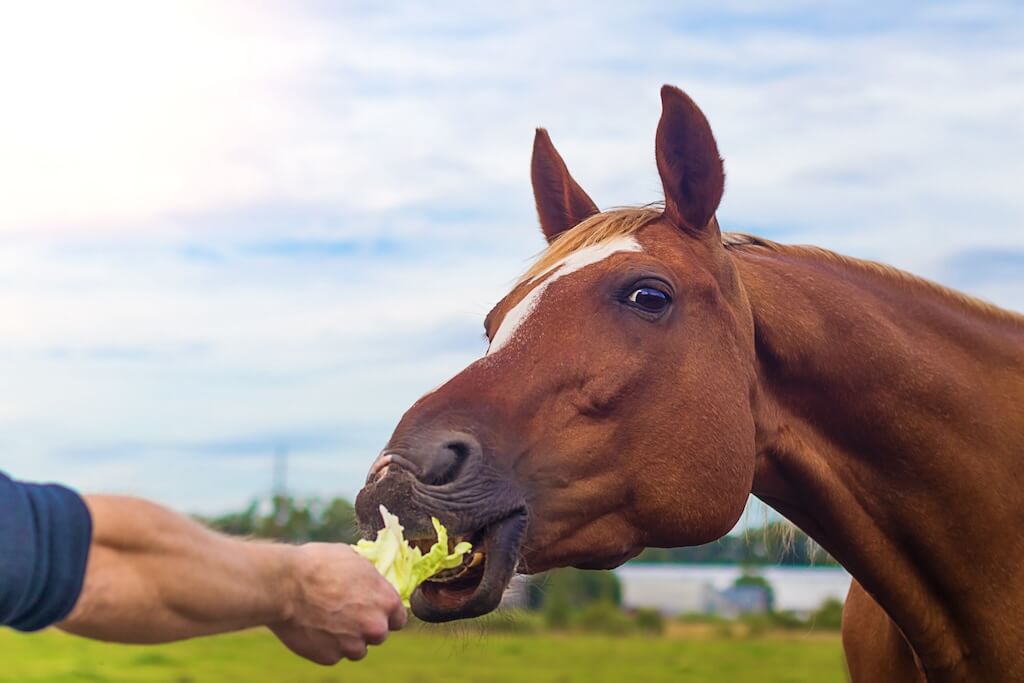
0, 626, 847, 683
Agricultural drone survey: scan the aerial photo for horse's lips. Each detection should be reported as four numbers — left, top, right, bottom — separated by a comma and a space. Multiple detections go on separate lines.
410, 509, 527, 622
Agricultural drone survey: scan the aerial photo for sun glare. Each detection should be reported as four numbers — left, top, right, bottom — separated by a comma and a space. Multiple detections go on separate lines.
0, 2, 299, 233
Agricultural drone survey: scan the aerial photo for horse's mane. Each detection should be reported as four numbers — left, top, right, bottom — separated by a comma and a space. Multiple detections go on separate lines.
519, 206, 662, 283
724, 233, 1024, 328
522, 206, 1023, 328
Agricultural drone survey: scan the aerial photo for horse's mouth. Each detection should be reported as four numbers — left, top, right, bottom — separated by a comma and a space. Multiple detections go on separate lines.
410, 509, 527, 622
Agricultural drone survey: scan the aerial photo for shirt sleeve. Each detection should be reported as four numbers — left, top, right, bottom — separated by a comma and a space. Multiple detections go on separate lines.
0, 472, 92, 631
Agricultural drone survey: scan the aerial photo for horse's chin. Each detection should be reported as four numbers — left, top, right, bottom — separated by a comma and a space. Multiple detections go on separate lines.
572, 548, 642, 570
514, 543, 643, 574
410, 509, 527, 622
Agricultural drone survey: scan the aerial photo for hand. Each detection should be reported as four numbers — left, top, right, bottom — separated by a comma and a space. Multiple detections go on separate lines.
270, 543, 407, 665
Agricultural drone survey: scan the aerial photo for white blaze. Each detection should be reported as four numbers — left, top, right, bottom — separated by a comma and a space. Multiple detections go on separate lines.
487, 236, 642, 355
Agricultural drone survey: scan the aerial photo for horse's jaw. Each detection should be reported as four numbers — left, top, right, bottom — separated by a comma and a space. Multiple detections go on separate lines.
411, 509, 527, 622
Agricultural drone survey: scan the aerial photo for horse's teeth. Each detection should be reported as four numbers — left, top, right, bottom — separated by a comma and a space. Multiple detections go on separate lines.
466, 552, 485, 568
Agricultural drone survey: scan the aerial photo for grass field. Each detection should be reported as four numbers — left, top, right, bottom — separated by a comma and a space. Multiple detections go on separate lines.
0, 625, 848, 683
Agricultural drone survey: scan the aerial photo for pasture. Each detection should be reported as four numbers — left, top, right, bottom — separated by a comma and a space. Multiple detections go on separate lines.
0, 627, 846, 683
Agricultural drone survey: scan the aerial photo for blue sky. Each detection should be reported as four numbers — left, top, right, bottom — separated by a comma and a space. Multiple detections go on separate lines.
1, 1, 1022, 513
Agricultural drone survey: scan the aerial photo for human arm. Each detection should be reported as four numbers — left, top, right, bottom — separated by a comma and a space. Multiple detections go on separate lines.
59, 494, 406, 663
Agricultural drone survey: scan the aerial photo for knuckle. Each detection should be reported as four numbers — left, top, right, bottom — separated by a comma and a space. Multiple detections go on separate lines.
384, 592, 404, 612
364, 621, 388, 645
342, 641, 369, 661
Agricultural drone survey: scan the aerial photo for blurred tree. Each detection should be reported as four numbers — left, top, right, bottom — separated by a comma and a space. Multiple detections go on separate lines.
201, 500, 259, 537
732, 570, 775, 612
310, 497, 359, 544
634, 521, 836, 566
543, 590, 572, 630
201, 496, 359, 544
528, 567, 621, 611
810, 597, 845, 630
633, 607, 666, 635
575, 601, 634, 635
201, 499, 834, 568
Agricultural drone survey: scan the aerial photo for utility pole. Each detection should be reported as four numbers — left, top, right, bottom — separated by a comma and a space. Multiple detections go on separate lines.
272, 445, 289, 528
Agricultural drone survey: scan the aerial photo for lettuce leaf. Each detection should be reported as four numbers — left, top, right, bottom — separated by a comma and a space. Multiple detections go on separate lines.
352, 505, 472, 606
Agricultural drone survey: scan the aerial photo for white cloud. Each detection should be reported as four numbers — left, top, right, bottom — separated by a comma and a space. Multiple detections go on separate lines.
0, 1, 1021, 511
0, 2, 328, 232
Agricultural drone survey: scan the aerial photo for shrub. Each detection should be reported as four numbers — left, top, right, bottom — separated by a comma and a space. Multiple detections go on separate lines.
575, 602, 635, 635
544, 592, 572, 630
810, 598, 844, 631
768, 610, 807, 630
633, 608, 665, 635
529, 568, 622, 610
732, 570, 775, 612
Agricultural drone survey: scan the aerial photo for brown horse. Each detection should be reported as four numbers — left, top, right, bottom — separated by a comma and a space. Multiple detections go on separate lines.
356, 85, 1024, 682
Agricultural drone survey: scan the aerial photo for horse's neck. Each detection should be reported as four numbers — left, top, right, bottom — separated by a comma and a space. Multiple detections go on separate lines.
732, 245, 1024, 679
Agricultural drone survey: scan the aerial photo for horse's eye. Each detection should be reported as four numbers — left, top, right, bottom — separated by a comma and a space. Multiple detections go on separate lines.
628, 286, 671, 313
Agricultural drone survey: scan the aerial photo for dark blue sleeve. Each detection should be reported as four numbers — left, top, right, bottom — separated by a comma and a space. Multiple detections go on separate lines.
0, 472, 92, 631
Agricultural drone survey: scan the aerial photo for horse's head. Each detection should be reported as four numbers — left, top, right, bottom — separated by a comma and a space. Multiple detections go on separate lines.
356, 86, 758, 621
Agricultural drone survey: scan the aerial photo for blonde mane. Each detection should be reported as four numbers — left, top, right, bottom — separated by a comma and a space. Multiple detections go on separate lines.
519, 207, 662, 283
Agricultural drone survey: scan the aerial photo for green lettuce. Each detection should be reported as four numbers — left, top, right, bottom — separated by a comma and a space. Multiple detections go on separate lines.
352, 505, 472, 606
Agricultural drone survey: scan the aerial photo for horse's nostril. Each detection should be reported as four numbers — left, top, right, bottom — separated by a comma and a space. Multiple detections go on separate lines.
422, 441, 469, 486
414, 433, 479, 486
381, 430, 481, 487
445, 440, 470, 462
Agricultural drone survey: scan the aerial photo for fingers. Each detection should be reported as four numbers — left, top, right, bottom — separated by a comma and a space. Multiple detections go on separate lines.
271, 624, 343, 666
278, 543, 411, 665
387, 598, 408, 631
338, 636, 369, 661
272, 624, 372, 666
366, 619, 391, 646
366, 568, 407, 632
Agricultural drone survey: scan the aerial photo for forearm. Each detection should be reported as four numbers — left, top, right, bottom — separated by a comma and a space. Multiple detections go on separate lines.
60, 495, 297, 643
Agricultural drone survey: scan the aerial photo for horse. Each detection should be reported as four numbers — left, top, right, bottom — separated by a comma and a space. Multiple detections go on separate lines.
355, 85, 1024, 682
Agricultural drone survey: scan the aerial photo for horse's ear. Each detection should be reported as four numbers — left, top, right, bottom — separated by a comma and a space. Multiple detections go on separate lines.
531, 128, 599, 243
655, 85, 725, 237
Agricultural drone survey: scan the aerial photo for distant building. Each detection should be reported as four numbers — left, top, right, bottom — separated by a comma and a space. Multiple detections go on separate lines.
615, 564, 851, 617
616, 568, 721, 615
719, 585, 771, 617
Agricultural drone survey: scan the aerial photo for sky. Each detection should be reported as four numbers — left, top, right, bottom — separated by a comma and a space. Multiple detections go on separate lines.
1, 1, 1022, 514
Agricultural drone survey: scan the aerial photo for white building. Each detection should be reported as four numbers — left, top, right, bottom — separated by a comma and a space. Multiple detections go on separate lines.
615, 563, 852, 616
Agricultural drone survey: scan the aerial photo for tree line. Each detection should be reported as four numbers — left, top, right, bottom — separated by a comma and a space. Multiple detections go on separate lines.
200, 495, 836, 566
